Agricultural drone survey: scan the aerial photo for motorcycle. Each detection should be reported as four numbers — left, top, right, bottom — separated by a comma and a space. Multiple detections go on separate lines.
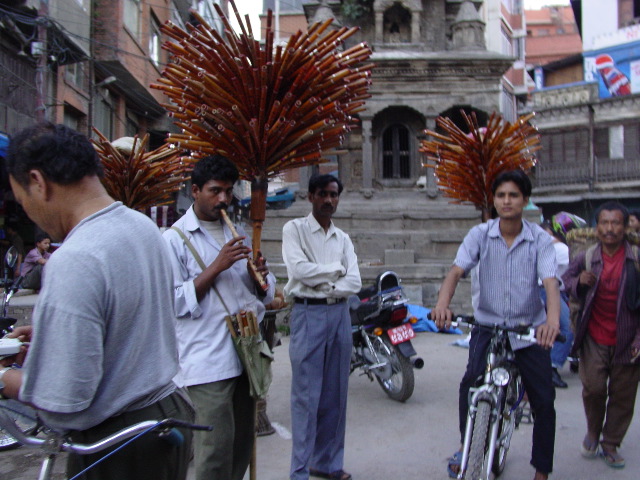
0, 246, 38, 451
349, 271, 424, 402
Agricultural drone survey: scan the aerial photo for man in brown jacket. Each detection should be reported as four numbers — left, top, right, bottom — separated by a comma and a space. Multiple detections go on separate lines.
563, 201, 640, 470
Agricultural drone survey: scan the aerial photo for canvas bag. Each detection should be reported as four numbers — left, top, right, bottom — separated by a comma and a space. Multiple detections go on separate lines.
170, 227, 273, 400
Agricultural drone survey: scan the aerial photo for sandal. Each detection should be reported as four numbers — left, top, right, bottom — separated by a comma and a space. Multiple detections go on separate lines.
447, 451, 462, 479
309, 468, 352, 480
580, 437, 598, 459
601, 447, 625, 469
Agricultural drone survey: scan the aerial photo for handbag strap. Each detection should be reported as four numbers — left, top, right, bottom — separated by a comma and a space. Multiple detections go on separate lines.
170, 226, 232, 316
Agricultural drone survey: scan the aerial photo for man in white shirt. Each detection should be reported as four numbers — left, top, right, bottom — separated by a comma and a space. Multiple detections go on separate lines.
282, 174, 361, 480
163, 155, 275, 480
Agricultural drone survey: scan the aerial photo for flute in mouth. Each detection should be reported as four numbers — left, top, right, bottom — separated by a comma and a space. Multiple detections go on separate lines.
219, 208, 268, 291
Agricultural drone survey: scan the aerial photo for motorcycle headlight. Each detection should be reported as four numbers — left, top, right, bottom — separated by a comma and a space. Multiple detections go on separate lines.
491, 367, 510, 387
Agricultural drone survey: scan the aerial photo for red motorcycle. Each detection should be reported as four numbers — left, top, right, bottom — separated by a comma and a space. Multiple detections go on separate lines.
349, 271, 424, 402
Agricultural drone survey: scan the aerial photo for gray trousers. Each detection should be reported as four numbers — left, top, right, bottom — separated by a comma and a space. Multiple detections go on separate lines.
188, 373, 255, 480
580, 334, 640, 447
289, 302, 352, 480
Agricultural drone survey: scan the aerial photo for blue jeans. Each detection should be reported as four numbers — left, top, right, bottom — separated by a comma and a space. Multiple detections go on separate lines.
540, 288, 574, 369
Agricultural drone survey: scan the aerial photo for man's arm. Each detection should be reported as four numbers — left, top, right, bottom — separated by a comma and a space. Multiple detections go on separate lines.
192, 236, 250, 301
282, 222, 345, 287
562, 251, 594, 300
537, 277, 561, 349
330, 236, 362, 297
432, 265, 465, 330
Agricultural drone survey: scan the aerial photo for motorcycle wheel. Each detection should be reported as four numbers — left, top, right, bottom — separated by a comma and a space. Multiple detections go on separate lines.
466, 400, 491, 480
373, 336, 414, 402
0, 399, 38, 451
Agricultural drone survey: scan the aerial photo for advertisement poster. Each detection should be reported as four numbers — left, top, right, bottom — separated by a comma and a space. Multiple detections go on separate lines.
584, 41, 640, 98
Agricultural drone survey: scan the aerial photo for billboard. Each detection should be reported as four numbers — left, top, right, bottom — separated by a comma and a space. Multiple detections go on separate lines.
584, 41, 640, 98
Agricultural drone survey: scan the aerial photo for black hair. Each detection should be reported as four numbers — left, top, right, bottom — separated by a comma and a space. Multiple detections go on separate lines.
629, 209, 640, 220
4, 222, 18, 233
540, 219, 566, 244
594, 201, 629, 226
6, 123, 103, 187
34, 232, 50, 243
491, 169, 532, 198
191, 155, 239, 189
308, 174, 343, 195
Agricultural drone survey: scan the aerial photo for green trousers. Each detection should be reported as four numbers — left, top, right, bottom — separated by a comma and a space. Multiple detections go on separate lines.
188, 373, 255, 480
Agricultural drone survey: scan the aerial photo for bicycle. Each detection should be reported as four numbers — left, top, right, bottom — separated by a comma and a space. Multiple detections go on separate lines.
0, 405, 211, 480
450, 315, 564, 480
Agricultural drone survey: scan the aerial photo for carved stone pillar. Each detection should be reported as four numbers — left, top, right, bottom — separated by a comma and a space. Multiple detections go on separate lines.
425, 117, 438, 199
361, 118, 373, 198
375, 12, 384, 44
411, 10, 420, 44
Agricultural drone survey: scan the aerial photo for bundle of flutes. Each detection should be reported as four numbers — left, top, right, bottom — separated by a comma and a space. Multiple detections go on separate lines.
150, 0, 373, 255
92, 128, 197, 211
225, 309, 261, 339
419, 111, 540, 221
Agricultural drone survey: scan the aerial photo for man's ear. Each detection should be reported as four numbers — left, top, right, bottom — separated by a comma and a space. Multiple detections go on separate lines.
29, 170, 50, 200
191, 183, 200, 198
307, 191, 313, 203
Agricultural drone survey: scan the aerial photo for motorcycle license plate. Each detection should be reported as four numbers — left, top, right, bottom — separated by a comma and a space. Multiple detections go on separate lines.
387, 323, 415, 345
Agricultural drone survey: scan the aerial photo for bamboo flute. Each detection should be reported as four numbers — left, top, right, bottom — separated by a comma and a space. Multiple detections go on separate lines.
219, 209, 268, 292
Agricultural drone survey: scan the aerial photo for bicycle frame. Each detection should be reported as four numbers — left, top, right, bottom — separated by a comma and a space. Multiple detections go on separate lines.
455, 318, 529, 480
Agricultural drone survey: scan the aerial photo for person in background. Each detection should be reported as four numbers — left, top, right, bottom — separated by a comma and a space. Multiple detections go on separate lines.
562, 201, 640, 469
282, 174, 361, 480
19, 232, 51, 290
540, 220, 573, 388
0, 122, 194, 480
163, 154, 275, 480
627, 209, 640, 233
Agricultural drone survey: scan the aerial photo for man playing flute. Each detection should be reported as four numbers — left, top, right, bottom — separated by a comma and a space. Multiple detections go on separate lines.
163, 154, 275, 480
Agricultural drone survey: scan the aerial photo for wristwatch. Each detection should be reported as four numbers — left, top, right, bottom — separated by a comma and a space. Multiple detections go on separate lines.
0, 366, 14, 399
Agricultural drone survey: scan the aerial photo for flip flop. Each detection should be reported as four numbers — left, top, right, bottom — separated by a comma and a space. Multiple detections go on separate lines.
309, 468, 352, 480
601, 448, 625, 469
447, 451, 462, 479
580, 439, 598, 459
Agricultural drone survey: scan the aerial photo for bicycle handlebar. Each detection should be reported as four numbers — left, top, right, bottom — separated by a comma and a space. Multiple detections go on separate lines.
0, 407, 212, 454
427, 312, 566, 343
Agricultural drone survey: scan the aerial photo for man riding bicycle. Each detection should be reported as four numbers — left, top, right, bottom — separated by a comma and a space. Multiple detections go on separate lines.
432, 170, 561, 480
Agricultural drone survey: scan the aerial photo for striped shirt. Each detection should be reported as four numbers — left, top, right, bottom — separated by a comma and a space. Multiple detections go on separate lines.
455, 218, 557, 350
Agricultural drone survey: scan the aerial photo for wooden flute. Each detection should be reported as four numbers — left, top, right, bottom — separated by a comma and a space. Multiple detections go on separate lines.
220, 209, 268, 291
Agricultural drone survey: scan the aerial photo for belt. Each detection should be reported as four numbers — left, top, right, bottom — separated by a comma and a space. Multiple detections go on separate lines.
294, 297, 345, 305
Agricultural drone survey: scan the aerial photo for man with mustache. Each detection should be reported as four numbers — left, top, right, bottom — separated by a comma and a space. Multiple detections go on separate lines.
282, 174, 361, 480
163, 155, 275, 480
563, 201, 640, 469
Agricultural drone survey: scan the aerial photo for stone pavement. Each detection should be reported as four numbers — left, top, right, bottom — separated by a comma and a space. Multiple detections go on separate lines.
1, 331, 639, 480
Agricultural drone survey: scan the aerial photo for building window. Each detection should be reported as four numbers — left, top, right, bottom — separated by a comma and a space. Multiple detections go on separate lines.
94, 90, 114, 140
63, 106, 83, 132
150, 14, 162, 66
124, 0, 141, 39
382, 124, 411, 179
65, 61, 86, 89
624, 122, 640, 160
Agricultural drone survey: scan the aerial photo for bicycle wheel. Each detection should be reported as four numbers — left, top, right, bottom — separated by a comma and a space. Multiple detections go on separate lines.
466, 400, 491, 480
0, 399, 38, 450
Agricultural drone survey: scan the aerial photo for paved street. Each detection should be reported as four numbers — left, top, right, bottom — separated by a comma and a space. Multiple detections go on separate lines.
1, 331, 639, 479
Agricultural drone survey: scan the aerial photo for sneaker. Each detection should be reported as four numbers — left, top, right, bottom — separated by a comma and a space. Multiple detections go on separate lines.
551, 368, 568, 388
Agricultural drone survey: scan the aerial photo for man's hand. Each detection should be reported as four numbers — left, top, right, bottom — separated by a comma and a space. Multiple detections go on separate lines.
250, 252, 269, 289
535, 321, 560, 349
431, 305, 453, 330
1, 325, 32, 366
212, 236, 251, 273
631, 345, 640, 363
578, 270, 597, 288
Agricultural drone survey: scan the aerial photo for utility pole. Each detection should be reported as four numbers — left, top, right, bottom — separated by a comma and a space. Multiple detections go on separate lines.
35, 0, 49, 122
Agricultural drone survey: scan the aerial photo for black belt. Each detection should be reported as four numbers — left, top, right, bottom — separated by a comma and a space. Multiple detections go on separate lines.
294, 297, 345, 305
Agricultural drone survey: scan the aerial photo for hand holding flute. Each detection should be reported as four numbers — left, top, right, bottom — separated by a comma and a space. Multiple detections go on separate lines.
220, 209, 269, 291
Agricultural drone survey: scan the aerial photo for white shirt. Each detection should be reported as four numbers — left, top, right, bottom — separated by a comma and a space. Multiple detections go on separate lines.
163, 206, 275, 387
282, 213, 361, 299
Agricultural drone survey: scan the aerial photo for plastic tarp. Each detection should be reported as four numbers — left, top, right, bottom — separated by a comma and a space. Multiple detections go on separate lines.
408, 304, 462, 335
0, 133, 8, 158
